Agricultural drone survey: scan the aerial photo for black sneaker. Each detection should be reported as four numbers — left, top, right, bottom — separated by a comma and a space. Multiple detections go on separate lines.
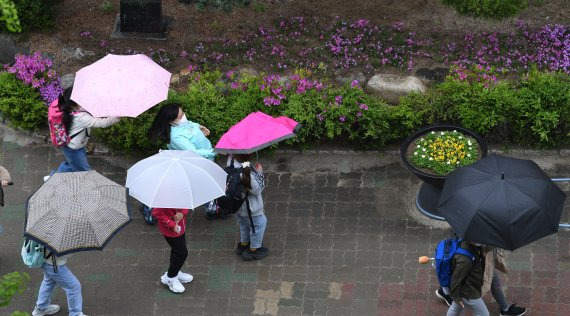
242, 247, 269, 261
435, 288, 452, 307
500, 304, 527, 316
235, 243, 249, 255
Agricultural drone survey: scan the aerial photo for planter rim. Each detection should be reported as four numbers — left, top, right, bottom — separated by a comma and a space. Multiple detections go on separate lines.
400, 124, 488, 180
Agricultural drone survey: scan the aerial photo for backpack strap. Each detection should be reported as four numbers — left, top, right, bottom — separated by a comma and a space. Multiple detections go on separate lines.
455, 247, 476, 262
245, 192, 256, 234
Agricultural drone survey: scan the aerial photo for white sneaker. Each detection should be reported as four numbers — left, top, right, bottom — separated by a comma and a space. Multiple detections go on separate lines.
43, 175, 51, 182
160, 272, 185, 293
32, 304, 60, 316
177, 271, 194, 284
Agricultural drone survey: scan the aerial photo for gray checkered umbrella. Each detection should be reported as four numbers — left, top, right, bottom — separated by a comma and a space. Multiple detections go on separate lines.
25, 171, 131, 256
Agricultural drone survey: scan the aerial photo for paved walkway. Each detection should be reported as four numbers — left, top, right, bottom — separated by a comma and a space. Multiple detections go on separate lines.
0, 127, 568, 316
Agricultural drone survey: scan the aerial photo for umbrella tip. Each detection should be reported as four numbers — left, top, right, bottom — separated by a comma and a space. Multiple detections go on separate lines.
501, 172, 504, 180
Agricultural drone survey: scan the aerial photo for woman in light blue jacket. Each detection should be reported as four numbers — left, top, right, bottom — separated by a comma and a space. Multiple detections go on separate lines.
139, 103, 216, 224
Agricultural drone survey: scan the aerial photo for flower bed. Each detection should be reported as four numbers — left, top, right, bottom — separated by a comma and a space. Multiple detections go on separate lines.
407, 130, 481, 176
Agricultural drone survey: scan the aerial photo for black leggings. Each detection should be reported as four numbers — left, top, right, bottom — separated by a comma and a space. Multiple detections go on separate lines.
164, 234, 188, 278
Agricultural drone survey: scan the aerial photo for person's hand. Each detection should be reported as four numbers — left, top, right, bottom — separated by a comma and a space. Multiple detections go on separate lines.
174, 225, 181, 234
455, 300, 464, 308
1, 180, 8, 187
173, 212, 184, 222
255, 162, 263, 172
200, 125, 210, 136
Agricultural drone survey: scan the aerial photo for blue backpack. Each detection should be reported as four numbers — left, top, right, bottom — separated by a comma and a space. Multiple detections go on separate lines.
434, 238, 476, 288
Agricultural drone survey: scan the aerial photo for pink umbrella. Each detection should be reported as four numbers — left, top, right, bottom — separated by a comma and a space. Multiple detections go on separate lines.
214, 112, 301, 154
71, 54, 171, 117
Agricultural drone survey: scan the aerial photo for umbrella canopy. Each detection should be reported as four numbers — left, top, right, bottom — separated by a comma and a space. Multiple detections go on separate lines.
71, 54, 171, 117
214, 112, 301, 154
25, 171, 131, 256
126, 150, 227, 209
438, 154, 566, 251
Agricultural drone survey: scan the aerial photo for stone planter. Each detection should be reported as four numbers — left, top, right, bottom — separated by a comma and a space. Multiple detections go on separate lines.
400, 125, 488, 188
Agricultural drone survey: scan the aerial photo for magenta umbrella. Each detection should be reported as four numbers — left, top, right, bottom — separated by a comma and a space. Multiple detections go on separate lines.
71, 54, 171, 117
214, 112, 301, 154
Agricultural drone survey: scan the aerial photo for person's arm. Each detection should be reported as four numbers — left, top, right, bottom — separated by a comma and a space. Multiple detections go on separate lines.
75, 112, 120, 128
151, 209, 177, 230
449, 256, 472, 302
0, 166, 11, 183
248, 169, 265, 196
170, 134, 216, 159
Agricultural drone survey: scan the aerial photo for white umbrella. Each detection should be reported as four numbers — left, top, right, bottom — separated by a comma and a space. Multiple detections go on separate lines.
126, 150, 227, 209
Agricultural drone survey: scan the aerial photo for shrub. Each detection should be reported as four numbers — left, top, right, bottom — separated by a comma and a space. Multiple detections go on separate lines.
0, 0, 59, 32
0, 272, 30, 316
0, 0, 21, 32
4, 52, 63, 106
0, 71, 47, 130
399, 66, 570, 147
442, 0, 528, 19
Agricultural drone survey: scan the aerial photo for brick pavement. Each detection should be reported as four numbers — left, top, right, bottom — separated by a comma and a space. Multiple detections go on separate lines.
0, 127, 569, 316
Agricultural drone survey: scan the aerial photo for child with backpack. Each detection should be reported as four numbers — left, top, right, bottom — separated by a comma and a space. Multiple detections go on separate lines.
229, 154, 268, 261
31, 253, 88, 316
436, 247, 527, 316
48, 86, 120, 176
446, 240, 489, 316
151, 207, 193, 293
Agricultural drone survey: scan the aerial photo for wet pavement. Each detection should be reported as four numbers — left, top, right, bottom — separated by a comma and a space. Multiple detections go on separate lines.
0, 126, 569, 316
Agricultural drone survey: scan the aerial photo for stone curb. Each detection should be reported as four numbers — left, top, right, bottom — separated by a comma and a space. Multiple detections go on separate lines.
1, 120, 568, 161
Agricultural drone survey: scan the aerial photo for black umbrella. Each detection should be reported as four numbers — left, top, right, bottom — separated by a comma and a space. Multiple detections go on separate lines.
438, 154, 566, 251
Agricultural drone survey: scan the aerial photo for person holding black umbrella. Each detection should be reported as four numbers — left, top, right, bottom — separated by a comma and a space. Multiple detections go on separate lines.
446, 240, 489, 316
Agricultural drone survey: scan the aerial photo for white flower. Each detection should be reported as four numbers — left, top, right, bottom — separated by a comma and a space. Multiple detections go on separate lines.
467, 154, 471, 157
468, 141, 472, 145
447, 161, 451, 164
417, 145, 420, 148
420, 138, 424, 141
431, 131, 435, 134
458, 136, 463, 139
429, 157, 433, 161
422, 148, 426, 152
456, 161, 460, 164
414, 152, 418, 155
422, 155, 425, 158
469, 147, 472, 150
453, 130, 457, 132
440, 132, 445, 135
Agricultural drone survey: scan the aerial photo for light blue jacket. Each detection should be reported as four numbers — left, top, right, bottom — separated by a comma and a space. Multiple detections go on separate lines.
167, 121, 216, 160
228, 159, 265, 217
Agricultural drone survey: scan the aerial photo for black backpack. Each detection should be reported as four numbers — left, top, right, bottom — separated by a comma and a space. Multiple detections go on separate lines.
216, 159, 256, 232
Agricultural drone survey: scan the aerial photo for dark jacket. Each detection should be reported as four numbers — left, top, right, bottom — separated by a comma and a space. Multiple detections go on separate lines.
449, 241, 485, 301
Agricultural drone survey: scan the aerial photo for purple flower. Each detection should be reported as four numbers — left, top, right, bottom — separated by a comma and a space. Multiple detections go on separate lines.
350, 80, 360, 88
317, 113, 325, 121
356, 111, 362, 117
179, 50, 189, 58
80, 31, 92, 37
339, 116, 346, 122
359, 103, 368, 110
230, 82, 239, 89
335, 95, 343, 105
99, 40, 108, 48
226, 70, 235, 79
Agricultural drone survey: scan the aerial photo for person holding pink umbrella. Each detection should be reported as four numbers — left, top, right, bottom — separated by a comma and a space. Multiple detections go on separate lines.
48, 87, 121, 177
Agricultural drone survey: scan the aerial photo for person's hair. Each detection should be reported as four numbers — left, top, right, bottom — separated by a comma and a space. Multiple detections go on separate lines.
149, 103, 181, 143
58, 86, 78, 131
233, 154, 252, 191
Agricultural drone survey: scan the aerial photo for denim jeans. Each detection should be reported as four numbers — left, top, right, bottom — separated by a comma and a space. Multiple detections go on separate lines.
236, 214, 267, 249
56, 146, 91, 173
447, 298, 489, 316
36, 263, 83, 316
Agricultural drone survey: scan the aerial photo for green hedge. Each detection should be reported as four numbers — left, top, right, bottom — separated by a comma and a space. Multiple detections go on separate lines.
1, 68, 568, 152
0, 0, 59, 32
442, 0, 528, 19
0, 72, 46, 130
397, 68, 570, 147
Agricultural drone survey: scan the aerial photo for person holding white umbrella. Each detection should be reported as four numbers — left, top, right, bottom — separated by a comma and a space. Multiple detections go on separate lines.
151, 207, 193, 293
